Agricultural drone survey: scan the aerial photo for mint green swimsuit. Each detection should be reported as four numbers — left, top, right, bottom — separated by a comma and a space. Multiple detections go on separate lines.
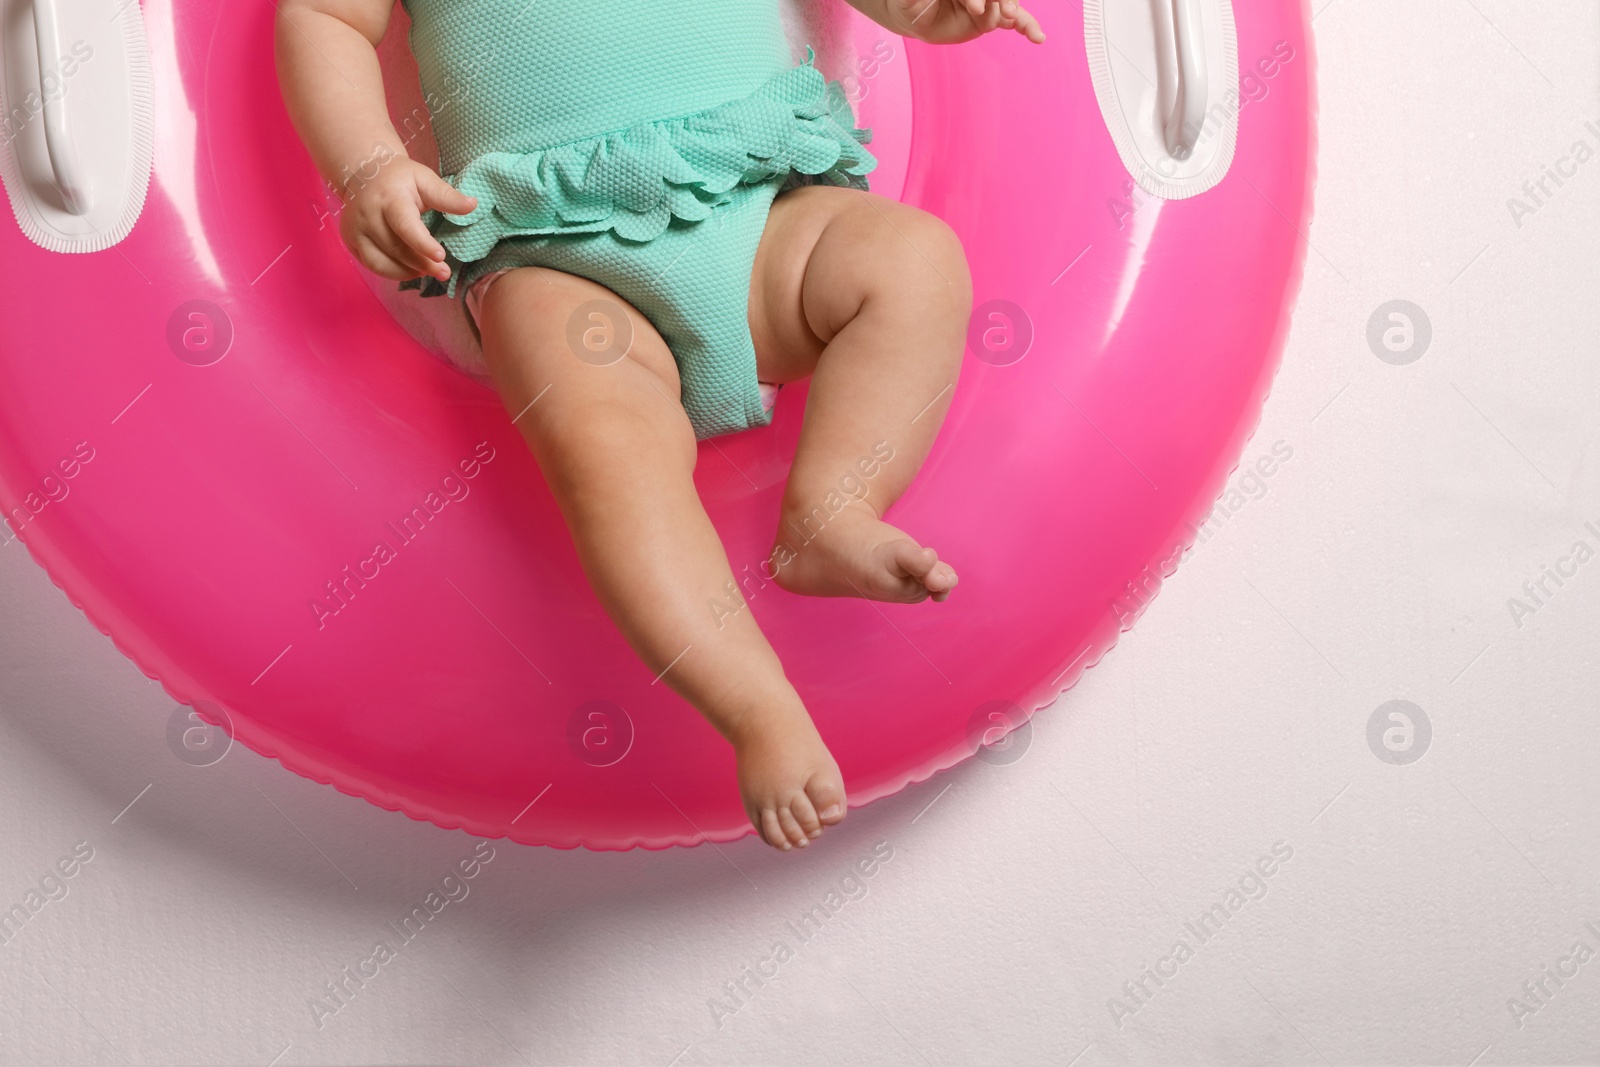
399, 0, 877, 439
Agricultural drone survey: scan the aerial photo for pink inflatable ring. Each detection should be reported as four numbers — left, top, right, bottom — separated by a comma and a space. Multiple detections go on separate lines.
0, 0, 1315, 848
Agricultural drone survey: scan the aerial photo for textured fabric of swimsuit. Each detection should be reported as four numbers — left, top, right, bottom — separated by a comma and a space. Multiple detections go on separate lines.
398, 0, 878, 439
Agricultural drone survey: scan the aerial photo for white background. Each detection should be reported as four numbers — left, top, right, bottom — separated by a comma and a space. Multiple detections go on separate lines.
3, 0, 1599, 1064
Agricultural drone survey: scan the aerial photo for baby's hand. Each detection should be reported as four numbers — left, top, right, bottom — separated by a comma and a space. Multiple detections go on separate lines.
887, 0, 1045, 45
337, 155, 477, 283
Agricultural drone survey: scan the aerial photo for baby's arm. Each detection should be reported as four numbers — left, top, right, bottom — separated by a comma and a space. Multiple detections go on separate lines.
840, 0, 1045, 45
274, 0, 475, 283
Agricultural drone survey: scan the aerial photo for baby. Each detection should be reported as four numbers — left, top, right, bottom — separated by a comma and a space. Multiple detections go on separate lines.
276, 0, 1044, 851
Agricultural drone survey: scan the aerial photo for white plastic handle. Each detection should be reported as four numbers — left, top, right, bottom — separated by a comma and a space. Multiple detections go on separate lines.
1157, 0, 1209, 160
33, 0, 90, 213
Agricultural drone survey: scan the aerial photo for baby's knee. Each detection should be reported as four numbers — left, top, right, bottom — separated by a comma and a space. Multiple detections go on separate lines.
848, 200, 973, 320
535, 396, 695, 487
896, 206, 970, 281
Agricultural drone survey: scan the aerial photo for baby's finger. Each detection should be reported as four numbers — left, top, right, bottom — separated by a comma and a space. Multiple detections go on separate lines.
375, 229, 437, 279
384, 201, 449, 280
1010, 4, 1046, 42
352, 233, 410, 281
419, 171, 478, 217
931, 0, 979, 22
367, 222, 441, 281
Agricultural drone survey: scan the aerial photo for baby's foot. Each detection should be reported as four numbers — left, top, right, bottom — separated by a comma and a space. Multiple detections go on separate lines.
771, 500, 958, 603
730, 703, 847, 851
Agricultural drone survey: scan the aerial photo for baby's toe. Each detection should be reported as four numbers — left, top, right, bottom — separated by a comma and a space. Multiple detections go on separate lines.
888, 543, 958, 602
925, 560, 959, 594
879, 543, 940, 600
790, 792, 824, 838
761, 808, 791, 851
778, 807, 809, 848
807, 777, 847, 827
889, 541, 939, 580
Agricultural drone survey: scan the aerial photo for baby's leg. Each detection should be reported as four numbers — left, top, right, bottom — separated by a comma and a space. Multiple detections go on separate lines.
476, 267, 845, 851
749, 186, 972, 602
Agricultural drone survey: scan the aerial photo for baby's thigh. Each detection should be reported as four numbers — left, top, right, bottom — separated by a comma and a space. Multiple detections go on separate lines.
474, 266, 682, 405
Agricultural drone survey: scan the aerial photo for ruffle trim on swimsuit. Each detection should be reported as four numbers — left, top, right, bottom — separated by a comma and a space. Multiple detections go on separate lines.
401, 49, 875, 299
